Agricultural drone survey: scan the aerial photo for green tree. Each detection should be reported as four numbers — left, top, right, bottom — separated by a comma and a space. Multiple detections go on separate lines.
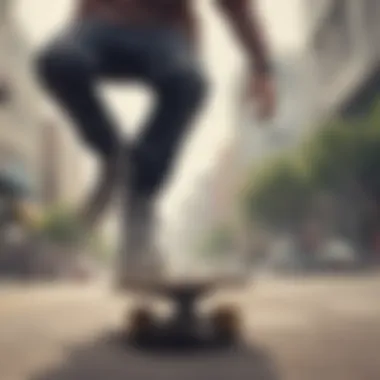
242, 154, 313, 231
240, 99, 380, 241
199, 224, 235, 258
39, 205, 85, 246
301, 102, 380, 195
87, 232, 115, 264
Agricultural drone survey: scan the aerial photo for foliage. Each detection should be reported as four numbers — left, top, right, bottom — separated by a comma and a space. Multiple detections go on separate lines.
14, 201, 43, 230
38, 205, 85, 246
87, 232, 114, 263
303, 107, 380, 197
242, 154, 313, 230
241, 100, 380, 230
199, 224, 235, 257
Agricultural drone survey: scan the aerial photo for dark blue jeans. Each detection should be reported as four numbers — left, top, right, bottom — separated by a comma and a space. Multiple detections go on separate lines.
36, 18, 207, 197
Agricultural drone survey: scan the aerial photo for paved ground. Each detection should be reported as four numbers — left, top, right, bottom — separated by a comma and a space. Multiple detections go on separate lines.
1, 274, 380, 380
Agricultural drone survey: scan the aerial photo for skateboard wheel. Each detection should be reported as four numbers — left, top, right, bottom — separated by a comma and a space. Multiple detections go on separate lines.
211, 306, 240, 344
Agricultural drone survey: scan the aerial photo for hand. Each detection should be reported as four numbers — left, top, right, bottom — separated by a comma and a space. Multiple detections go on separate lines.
250, 72, 276, 121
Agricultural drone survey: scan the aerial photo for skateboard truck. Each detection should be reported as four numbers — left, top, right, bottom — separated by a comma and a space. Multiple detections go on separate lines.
122, 278, 245, 347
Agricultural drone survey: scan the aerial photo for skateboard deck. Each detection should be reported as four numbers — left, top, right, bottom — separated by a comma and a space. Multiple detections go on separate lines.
120, 274, 248, 298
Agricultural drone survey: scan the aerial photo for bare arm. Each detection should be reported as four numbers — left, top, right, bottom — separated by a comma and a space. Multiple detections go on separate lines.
215, 0, 272, 74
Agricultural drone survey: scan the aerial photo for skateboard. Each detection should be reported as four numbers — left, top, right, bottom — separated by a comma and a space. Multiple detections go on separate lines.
120, 275, 248, 348
116, 150, 248, 347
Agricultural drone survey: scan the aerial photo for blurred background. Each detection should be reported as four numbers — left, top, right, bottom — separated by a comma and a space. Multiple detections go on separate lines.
1, 1, 380, 379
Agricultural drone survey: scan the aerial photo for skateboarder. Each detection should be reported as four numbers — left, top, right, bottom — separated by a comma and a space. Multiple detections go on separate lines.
35, 0, 276, 279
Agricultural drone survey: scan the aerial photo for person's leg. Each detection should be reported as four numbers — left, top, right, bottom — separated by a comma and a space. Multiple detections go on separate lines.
123, 29, 208, 276
36, 22, 207, 280
36, 20, 121, 163
35, 20, 140, 228
132, 31, 208, 198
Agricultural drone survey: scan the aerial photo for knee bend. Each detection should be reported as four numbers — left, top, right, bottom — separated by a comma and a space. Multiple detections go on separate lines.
36, 44, 91, 87
162, 67, 208, 106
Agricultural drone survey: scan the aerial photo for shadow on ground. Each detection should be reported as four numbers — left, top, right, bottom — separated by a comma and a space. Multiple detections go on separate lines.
30, 330, 280, 380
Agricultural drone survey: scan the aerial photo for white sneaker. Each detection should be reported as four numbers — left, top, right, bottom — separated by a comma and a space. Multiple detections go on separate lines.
116, 190, 165, 288
130, 194, 165, 277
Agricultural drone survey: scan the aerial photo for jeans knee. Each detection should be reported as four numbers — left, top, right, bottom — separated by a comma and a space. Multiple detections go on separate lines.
186, 68, 208, 105
162, 67, 208, 107
36, 44, 91, 88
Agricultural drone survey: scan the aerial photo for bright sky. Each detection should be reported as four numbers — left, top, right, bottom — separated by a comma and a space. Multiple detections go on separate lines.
13, 0, 306, 225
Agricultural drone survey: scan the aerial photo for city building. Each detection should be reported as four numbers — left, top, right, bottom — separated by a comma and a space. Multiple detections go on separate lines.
1, 0, 92, 212
237, 53, 315, 172
188, 173, 216, 239
39, 116, 94, 207
0, 0, 42, 202
208, 142, 240, 229
173, 171, 216, 256
232, 53, 316, 259
304, 0, 380, 117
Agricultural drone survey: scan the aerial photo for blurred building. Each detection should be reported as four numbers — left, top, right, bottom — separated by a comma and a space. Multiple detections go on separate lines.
0, 0, 42, 201
233, 53, 316, 258
0, 0, 92, 210
238, 53, 314, 172
189, 173, 216, 237
39, 117, 93, 207
175, 172, 216, 256
209, 142, 240, 229
305, 0, 380, 117
180, 142, 240, 242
